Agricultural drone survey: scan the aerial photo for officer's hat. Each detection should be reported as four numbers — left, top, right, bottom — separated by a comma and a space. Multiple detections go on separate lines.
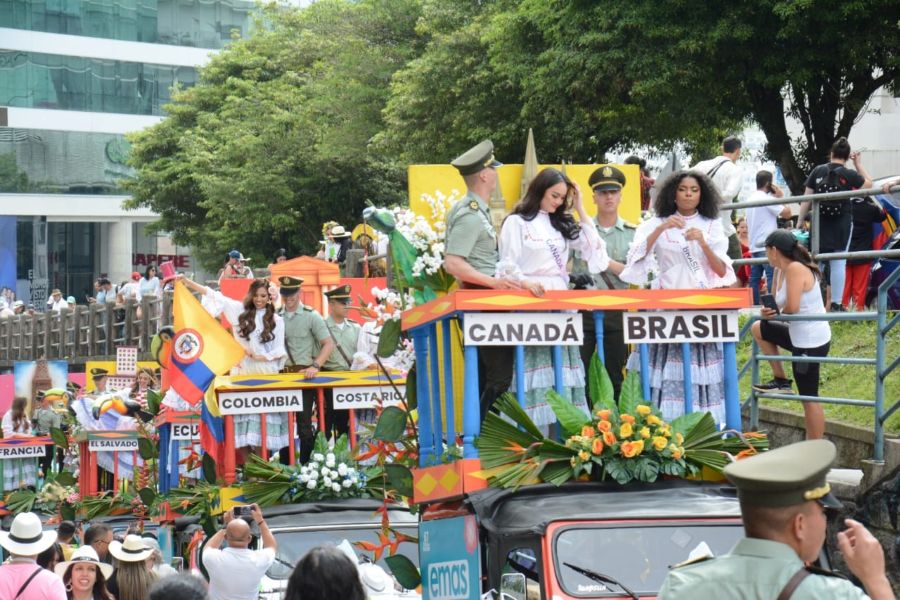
67, 381, 82, 393
90, 367, 109, 380
724, 439, 842, 510
588, 165, 626, 192
325, 284, 352, 303
451, 140, 503, 176
278, 276, 304, 297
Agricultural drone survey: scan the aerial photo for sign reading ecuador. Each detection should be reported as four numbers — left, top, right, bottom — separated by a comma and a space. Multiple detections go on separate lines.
624, 311, 739, 344
463, 313, 583, 346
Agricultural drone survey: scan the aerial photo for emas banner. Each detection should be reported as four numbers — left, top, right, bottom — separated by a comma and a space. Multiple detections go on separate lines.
421, 515, 481, 600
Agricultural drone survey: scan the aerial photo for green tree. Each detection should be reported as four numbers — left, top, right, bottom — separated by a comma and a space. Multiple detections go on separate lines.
0, 152, 31, 193
125, 0, 421, 270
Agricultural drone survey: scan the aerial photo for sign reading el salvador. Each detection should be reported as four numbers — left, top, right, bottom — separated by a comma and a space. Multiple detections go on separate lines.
333, 385, 406, 410
624, 310, 739, 344
218, 389, 304, 415
463, 312, 583, 346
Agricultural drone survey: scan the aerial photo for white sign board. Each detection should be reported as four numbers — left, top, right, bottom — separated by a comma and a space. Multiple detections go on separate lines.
116, 347, 139, 376
623, 311, 740, 344
333, 385, 406, 410
463, 312, 583, 346
171, 423, 200, 440
0, 445, 45, 459
88, 439, 139, 452
218, 389, 304, 415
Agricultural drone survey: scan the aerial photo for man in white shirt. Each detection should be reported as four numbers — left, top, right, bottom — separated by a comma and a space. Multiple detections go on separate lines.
746, 170, 792, 304
203, 503, 277, 600
692, 136, 744, 260
47, 288, 67, 311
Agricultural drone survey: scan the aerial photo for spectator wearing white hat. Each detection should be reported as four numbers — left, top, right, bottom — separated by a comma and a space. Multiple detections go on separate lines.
218, 250, 253, 283
106, 535, 156, 600
47, 289, 66, 312
55, 545, 114, 600
141, 536, 178, 579
0, 511, 67, 600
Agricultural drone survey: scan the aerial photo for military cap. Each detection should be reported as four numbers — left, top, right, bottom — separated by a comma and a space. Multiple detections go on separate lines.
90, 367, 109, 380
589, 165, 626, 192
325, 284, 352, 302
278, 276, 304, 297
67, 381, 82, 392
36, 390, 45, 400
724, 439, 842, 510
451, 140, 503, 176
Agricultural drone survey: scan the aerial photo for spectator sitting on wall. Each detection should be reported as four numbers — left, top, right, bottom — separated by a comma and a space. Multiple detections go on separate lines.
13, 300, 26, 315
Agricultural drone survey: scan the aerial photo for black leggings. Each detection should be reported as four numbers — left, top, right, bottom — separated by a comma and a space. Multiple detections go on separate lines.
759, 320, 830, 397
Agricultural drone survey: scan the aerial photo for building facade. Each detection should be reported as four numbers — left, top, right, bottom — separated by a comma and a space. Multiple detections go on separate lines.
0, 0, 256, 308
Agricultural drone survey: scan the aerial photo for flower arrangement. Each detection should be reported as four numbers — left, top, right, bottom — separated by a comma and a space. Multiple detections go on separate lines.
4, 472, 79, 521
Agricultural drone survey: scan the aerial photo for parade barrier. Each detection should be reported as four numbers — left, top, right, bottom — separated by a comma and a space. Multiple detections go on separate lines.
0, 436, 50, 494
401, 288, 751, 469
215, 369, 406, 485
75, 430, 141, 497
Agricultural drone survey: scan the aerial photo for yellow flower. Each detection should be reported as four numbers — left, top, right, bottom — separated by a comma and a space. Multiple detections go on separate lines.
620, 414, 636, 424
640, 427, 651, 439
603, 431, 617, 446
673, 447, 684, 460
675, 432, 685, 445
619, 423, 633, 438
596, 409, 611, 420
579, 450, 590, 462
591, 438, 604, 455
636, 405, 651, 416
647, 415, 662, 427
581, 425, 596, 438
621, 440, 645, 458
652, 436, 668, 451
598, 420, 612, 432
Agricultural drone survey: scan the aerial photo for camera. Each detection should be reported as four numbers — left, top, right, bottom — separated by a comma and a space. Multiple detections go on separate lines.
233, 505, 253, 519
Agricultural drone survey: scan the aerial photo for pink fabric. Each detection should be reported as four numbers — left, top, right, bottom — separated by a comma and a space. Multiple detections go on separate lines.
0, 562, 67, 600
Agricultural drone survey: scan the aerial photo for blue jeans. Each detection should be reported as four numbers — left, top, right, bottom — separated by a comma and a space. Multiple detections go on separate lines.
749, 251, 774, 305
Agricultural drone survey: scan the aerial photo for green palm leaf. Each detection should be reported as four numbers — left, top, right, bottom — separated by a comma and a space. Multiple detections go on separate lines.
546, 390, 591, 437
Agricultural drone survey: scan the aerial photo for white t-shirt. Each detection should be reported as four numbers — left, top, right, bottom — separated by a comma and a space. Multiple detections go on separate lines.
691, 156, 743, 235
204, 546, 276, 600
745, 190, 784, 252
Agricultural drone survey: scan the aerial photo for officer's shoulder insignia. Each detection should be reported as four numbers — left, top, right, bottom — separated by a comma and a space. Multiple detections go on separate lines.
805, 565, 848, 580
303, 306, 314, 312
670, 554, 714, 570
624, 221, 638, 229
468, 200, 479, 210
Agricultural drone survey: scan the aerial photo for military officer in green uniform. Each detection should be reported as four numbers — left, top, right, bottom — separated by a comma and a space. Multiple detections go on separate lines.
574, 165, 633, 400
317, 284, 360, 439
659, 440, 892, 599
277, 276, 334, 463
443, 140, 521, 418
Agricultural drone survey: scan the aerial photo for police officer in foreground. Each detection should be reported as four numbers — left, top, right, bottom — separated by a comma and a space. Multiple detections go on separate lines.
444, 140, 521, 417
574, 165, 633, 400
659, 440, 892, 599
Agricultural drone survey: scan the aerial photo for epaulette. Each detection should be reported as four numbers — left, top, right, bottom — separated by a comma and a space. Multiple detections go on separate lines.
623, 221, 638, 229
468, 200, 480, 211
303, 306, 314, 311
805, 565, 849, 580
669, 554, 714, 570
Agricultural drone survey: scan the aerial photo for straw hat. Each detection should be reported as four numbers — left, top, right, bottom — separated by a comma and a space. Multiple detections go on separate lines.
0, 512, 57, 555
109, 534, 154, 562
55, 545, 114, 579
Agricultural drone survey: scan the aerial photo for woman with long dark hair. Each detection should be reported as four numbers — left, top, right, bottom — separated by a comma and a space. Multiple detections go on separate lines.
180, 276, 286, 459
37, 541, 64, 571
284, 545, 366, 600
56, 546, 115, 600
2, 396, 37, 489
497, 168, 610, 431
751, 229, 831, 439
620, 171, 736, 423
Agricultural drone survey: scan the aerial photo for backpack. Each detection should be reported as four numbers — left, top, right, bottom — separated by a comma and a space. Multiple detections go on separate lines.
815, 165, 850, 219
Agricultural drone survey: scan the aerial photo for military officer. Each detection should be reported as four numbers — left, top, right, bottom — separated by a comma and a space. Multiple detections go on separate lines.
443, 140, 520, 418
659, 440, 892, 599
318, 285, 360, 438
575, 165, 633, 400
91, 367, 110, 394
277, 276, 334, 463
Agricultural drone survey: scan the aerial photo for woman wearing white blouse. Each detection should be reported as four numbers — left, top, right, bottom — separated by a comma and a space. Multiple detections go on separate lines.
497, 168, 611, 431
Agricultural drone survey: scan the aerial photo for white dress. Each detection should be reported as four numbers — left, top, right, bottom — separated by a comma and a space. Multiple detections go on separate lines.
620, 213, 736, 424
352, 320, 414, 372
202, 289, 288, 451
497, 212, 610, 427
1, 412, 37, 490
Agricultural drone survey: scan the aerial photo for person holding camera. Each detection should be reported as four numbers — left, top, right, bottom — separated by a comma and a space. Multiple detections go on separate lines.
203, 503, 277, 600
746, 170, 792, 305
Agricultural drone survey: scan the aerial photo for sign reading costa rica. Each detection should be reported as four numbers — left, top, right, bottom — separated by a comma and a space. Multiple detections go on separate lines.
332, 385, 406, 410
463, 312, 583, 346
218, 389, 304, 415
623, 310, 740, 344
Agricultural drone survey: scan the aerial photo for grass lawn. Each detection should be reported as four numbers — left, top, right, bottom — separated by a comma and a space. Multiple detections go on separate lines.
736, 315, 900, 434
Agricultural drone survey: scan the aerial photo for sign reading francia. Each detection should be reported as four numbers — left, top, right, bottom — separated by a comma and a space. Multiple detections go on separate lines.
624, 311, 740, 344
0, 445, 45, 459
463, 313, 583, 346
333, 385, 406, 410
217, 390, 304, 415
88, 439, 139, 452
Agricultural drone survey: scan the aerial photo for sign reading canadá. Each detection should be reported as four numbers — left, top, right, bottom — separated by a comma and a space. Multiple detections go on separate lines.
218, 389, 304, 415
463, 312, 583, 346
88, 439, 139, 452
171, 423, 200, 440
624, 310, 739, 344
0, 445, 45, 459
333, 385, 406, 410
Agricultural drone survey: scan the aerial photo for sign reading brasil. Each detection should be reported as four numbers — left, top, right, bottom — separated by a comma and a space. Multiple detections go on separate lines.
463, 313, 583, 346
624, 310, 739, 344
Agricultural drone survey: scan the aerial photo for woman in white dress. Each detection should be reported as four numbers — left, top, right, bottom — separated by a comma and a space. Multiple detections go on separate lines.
620, 171, 736, 423
497, 168, 610, 432
180, 277, 287, 461
2, 396, 37, 490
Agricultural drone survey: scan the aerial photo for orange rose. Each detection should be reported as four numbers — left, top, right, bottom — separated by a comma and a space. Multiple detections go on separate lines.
619, 423, 633, 438
621, 440, 645, 458
603, 431, 617, 446
581, 425, 596, 438
598, 420, 612, 432
620, 414, 636, 424
672, 447, 683, 460
640, 427, 651, 439
647, 415, 662, 427
596, 409, 611, 420
636, 405, 651, 416
591, 438, 604, 455
652, 436, 668, 451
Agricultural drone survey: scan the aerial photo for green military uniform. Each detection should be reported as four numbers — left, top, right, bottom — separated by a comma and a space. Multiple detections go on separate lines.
659, 440, 869, 600
321, 315, 360, 371
282, 305, 329, 367
444, 190, 498, 278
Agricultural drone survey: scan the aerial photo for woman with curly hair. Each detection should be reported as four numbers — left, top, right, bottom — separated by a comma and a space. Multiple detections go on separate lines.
180, 276, 286, 460
620, 170, 736, 423
497, 168, 610, 432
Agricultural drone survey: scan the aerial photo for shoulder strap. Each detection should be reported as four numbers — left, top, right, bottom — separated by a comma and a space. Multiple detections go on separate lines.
707, 157, 729, 179
15, 567, 43, 599
776, 567, 811, 600
325, 321, 354, 368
